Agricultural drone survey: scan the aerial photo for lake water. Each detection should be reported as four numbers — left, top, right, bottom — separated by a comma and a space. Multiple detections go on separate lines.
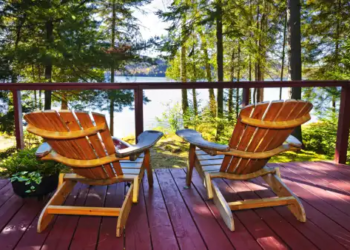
90, 76, 292, 138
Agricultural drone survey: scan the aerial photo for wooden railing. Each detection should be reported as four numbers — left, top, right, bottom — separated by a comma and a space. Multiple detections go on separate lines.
0, 80, 349, 164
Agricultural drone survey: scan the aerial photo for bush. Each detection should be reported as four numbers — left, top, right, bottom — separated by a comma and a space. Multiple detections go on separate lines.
0, 147, 68, 193
156, 101, 235, 145
302, 113, 350, 163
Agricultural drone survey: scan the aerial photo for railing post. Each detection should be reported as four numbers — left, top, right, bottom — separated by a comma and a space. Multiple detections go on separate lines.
242, 88, 249, 106
12, 90, 25, 149
335, 86, 350, 164
134, 87, 144, 142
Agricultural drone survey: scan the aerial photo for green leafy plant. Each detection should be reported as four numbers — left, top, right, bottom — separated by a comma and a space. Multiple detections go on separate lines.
0, 147, 68, 193
10, 171, 42, 193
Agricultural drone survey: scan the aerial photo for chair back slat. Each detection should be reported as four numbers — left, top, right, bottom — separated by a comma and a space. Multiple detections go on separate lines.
242, 101, 312, 174
24, 111, 124, 179
225, 102, 270, 173
220, 100, 312, 174
25, 111, 97, 178
75, 112, 122, 176
58, 111, 110, 178
220, 105, 254, 171
92, 113, 123, 175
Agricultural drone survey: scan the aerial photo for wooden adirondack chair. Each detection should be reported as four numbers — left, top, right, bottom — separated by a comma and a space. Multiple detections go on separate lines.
176, 100, 312, 231
24, 110, 163, 237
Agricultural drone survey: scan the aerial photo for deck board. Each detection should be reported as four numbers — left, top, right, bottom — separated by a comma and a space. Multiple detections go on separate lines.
0, 161, 350, 249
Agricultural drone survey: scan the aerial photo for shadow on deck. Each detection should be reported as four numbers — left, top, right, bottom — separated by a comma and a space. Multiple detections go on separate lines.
0, 161, 350, 249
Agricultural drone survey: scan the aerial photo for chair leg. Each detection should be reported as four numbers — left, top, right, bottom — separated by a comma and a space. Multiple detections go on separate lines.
262, 173, 306, 222
205, 172, 213, 199
132, 176, 139, 203
212, 181, 235, 231
144, 149, 153, 187
116, 183, 134, 237
37, 179, 76, 233
186, 144, 196, 187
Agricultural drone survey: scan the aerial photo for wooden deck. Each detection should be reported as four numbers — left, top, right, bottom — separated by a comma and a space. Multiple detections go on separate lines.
1, 161, 350, 250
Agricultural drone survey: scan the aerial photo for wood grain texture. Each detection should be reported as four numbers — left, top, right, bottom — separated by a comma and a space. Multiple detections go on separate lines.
2, 164, 350, 249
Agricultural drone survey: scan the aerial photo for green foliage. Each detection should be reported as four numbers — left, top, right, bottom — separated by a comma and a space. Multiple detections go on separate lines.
10, 171, 42, 193
156, 101, 235, 144
0, 147, 67, 178
302, 113, 344, 157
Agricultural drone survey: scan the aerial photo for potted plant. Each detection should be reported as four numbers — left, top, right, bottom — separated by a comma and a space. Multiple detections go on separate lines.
0, 147, 67, 198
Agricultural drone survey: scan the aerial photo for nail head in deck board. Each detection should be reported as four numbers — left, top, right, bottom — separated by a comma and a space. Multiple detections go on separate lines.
142, 172, 179, 250
214, 178, 288, 250
189, 169, 262, 250
97, 183, 124, 250
250, 176, 347, 250
155, 169, 207, 250
170, 168, 234, 250
69, 185, 107, 250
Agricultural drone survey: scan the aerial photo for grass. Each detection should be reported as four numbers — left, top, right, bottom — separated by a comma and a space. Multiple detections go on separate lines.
122, 132, 333, 169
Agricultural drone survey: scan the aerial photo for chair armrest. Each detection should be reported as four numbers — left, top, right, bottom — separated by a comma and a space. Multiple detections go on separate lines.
36, 142, 52, 158
176, 129, 229, 155
115, 130, 163, 160
285, 135, 302, 148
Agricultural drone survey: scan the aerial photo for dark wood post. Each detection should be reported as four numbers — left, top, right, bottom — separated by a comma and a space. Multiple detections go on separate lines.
242, 88, 249, 106
134, 87, 144, 142
12, 90, 25, 149
335, 86, 350, 164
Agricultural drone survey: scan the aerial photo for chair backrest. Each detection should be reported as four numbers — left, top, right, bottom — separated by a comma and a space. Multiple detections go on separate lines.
220, 100, 313, 174
24, 110, 123, 179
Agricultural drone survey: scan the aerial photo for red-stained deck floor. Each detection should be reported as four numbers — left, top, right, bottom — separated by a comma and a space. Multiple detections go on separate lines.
1, 161, 350, 250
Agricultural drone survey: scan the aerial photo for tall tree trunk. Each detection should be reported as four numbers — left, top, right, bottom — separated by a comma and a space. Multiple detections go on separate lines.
331, 0, 341, 112
216, 0, 224, 139
280, 8, 287, 100
228, 48, 235, 121
109, 0, 117, 136
61, 92, 68, 109
192, 49, 198, 116
180, 25, 189, 127
44, 19, 53, 110
236, 41, 241, 118
34, 90, 37, 109
200, 32, 216, 117
257, 2, 266, 103
39, 90, 42, 110
288, 0, 302, 141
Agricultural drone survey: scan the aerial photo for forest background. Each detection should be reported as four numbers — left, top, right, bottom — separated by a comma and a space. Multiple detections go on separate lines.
0, 0, 349, 164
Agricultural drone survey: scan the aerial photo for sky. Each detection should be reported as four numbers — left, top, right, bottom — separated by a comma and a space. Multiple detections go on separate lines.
133, 0, 170, 40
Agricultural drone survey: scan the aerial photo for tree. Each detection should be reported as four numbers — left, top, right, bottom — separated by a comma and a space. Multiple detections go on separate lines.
288, 0, 302, 141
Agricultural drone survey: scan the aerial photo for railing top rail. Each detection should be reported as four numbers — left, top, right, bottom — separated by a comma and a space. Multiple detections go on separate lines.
0, 80, 349, 91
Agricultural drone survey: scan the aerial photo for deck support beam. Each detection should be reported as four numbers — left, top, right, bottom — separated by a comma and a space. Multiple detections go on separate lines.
12, 90, 24, 149
335, 86, 350, 164
134, 87, 144, 141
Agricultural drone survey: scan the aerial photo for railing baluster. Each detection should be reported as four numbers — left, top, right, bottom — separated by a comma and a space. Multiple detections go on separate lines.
134, 87, 144, 142
12, 90, 25, 149
335, 86, 350, 164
